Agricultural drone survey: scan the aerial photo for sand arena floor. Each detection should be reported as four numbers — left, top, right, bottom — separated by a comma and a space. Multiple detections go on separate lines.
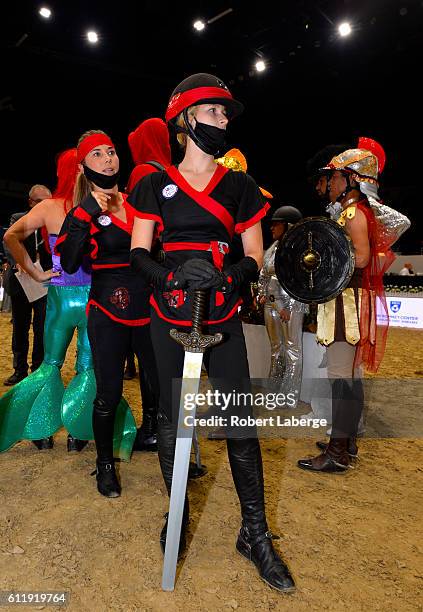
0, 312, 422, 611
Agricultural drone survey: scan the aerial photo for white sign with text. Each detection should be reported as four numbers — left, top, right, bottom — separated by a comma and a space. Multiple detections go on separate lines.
377, 297, 423, 329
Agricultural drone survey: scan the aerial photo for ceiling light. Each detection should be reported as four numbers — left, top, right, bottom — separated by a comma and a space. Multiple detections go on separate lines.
39, 7, 51, 19
338, 22, 352, 37
255, 60, 266, 73
193, 20, 205, 31
87, 31, 99, 44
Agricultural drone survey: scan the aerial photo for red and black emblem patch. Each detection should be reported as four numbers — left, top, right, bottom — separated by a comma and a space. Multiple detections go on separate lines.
109, 287, 130, 310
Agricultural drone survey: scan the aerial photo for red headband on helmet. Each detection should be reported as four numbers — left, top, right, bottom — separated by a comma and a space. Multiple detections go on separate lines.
165, 87, 234, 122
77, 134, 114, 163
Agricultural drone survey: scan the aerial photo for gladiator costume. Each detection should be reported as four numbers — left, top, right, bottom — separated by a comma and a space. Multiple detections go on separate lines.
298, 146, 398, 472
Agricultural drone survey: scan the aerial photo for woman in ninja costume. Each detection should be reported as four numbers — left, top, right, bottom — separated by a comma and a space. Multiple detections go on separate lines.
129, 74, 295, 593
57, 130, 159, 498
125, 117, 173, 448
1, 148, 136, 459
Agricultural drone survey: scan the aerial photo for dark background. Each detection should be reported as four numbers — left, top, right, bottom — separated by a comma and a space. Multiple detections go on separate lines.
1, 0, 422, 252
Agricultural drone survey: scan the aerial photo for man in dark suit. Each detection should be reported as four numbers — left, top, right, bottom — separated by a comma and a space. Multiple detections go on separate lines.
3, 184, 52, 386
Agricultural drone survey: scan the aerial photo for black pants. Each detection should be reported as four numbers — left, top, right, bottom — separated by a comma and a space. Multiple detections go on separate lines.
150, 311, 251, 423
87, 307, 159, 461
326, 342, 364, 439
10, 291, 46, 374
150, 310, 268, 528
331, 378, 364, 439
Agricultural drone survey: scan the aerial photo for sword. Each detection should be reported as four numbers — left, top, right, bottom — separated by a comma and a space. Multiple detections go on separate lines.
191, 426, 207, 478
161, 289, 223, 591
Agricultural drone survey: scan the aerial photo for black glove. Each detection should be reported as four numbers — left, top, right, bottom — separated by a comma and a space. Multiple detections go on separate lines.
79, 194, 102, 217
174, 259, 224, 290
130, 250, 223, 291
220, 256, 259, 293
130, 247, 170, 289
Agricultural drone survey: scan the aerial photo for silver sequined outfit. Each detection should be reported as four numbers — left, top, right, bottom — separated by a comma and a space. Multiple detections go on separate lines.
258, 241, 308, 404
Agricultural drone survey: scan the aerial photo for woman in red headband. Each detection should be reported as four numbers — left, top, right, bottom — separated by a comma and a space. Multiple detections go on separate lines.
129, 74, 295, 593
57, 130, 159, 498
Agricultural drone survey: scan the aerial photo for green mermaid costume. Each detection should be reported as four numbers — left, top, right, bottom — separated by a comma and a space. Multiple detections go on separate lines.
0, 234, 136, 460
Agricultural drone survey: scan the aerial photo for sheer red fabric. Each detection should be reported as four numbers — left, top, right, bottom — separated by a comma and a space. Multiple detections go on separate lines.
53, 148, 78, 213
354, 201, 395, 373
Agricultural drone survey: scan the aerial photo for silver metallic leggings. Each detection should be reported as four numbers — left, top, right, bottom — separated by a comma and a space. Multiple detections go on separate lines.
264, 304, 304, 403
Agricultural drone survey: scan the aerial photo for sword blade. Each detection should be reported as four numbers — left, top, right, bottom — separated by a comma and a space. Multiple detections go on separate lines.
192, 426, 202, 469
161, 350, 204, 591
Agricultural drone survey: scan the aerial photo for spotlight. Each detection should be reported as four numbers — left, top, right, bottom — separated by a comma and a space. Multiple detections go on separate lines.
338, 22, 352, 37
39, 7, 51, 19
193, 20, 205, 31
255, 60, 266, 73
87, 31, 99, 44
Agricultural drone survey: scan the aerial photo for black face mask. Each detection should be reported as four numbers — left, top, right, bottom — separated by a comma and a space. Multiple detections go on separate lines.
83, 164, 120, 189
192, 120, 227, 156
180, 109, 227, 156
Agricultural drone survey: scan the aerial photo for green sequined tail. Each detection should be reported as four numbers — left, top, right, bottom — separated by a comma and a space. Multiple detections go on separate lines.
113, 397, 137, 462
0, 363, 64, 451
61, 368, 96, 440
61, 369, 136, 462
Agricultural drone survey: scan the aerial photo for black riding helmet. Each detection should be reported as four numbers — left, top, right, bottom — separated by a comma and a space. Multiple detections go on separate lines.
165, 73, 244, 155
271, 206, 302, 224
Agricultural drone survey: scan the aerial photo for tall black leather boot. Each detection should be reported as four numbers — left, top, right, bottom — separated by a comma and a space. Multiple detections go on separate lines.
157, 413, 189, 558
133, 366, 158, 452
227, 437, 295, 593
91, 397, 121, 498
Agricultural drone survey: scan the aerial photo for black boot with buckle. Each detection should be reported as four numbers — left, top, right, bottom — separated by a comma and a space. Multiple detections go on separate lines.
92, 460, 121, 498
92, 397, 121, 497
227, 437, 295, 593
157, 412, 189, 558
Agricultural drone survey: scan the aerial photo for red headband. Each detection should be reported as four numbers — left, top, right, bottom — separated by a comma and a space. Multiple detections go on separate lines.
165, 87, 234, 122
77, 134, 114, 163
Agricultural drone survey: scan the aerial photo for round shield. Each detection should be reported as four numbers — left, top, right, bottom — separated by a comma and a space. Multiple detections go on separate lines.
274, 216, 355, 304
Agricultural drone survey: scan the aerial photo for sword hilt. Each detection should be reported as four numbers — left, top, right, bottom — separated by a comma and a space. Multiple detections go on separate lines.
191, 289, 206, 334
169, 288, 223, 352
